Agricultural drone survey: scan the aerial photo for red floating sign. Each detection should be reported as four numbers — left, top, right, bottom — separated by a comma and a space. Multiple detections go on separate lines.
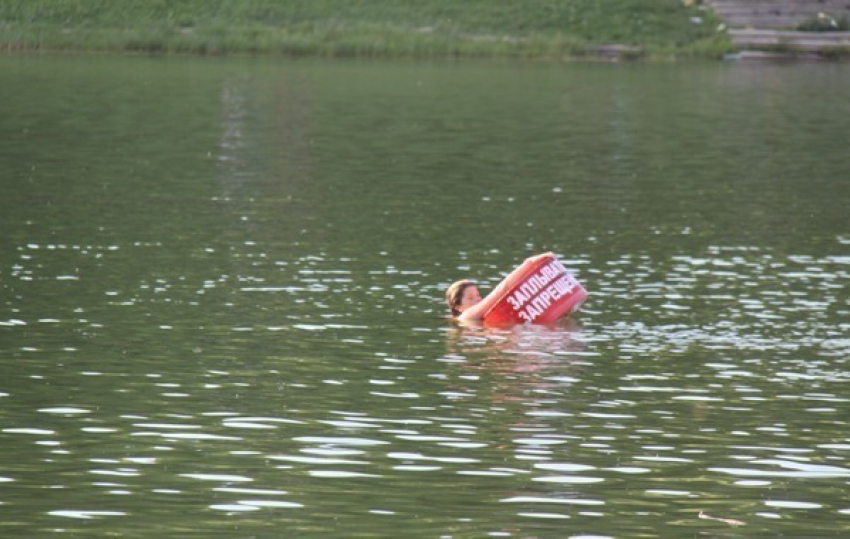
482, 253, 587, 326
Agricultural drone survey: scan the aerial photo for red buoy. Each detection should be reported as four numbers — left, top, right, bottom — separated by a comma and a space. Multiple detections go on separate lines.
481, 253, 587, 326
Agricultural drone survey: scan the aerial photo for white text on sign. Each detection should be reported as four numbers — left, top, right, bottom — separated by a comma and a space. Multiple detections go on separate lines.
505, 260, 578, 322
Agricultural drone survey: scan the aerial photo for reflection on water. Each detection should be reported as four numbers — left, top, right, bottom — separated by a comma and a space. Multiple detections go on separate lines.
0, 55, 848, 537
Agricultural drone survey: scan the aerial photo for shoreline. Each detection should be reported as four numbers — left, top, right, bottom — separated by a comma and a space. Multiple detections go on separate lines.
5, 32, 848, 63
0, 33, 722, 63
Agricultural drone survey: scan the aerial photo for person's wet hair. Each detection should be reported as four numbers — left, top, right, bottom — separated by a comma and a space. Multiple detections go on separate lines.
445, 279, 476, 317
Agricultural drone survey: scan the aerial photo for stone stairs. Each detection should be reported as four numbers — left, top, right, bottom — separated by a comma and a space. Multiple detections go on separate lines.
707, 0, 850, 29
706, 0, 850, 55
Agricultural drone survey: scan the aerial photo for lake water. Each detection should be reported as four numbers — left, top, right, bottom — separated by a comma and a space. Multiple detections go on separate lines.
1, 54, 848, 537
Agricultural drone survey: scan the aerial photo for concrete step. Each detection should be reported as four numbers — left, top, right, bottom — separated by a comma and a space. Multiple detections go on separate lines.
728, 29, 850, 50
719, 17, 832, 29
710, 0, 850, 10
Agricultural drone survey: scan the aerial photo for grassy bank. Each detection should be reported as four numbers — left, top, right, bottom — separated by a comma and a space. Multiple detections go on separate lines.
0, 0, 734, 60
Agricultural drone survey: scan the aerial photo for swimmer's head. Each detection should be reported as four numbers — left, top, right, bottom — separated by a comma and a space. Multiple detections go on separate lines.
445, 279, 481, 317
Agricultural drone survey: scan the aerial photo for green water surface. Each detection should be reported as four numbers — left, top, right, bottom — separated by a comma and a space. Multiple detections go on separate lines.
1, 54, 848, 537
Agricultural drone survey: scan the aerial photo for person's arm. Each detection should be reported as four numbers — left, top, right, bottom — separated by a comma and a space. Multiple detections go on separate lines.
456, 298, 489, 322
457, 252, 555, 322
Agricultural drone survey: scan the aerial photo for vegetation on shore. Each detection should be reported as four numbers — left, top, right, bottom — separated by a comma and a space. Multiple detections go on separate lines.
0, 0, 734, 60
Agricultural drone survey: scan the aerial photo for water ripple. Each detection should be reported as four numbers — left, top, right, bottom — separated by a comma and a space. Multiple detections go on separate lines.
180, 473, 253, 482
49, 510, 126, 520
501, 496, 605, 506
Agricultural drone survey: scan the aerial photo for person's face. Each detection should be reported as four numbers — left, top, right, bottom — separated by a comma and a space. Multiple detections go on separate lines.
458, 285, 481, 313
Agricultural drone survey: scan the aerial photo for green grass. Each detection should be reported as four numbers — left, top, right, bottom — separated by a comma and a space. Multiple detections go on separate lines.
0, 0, 735, 60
